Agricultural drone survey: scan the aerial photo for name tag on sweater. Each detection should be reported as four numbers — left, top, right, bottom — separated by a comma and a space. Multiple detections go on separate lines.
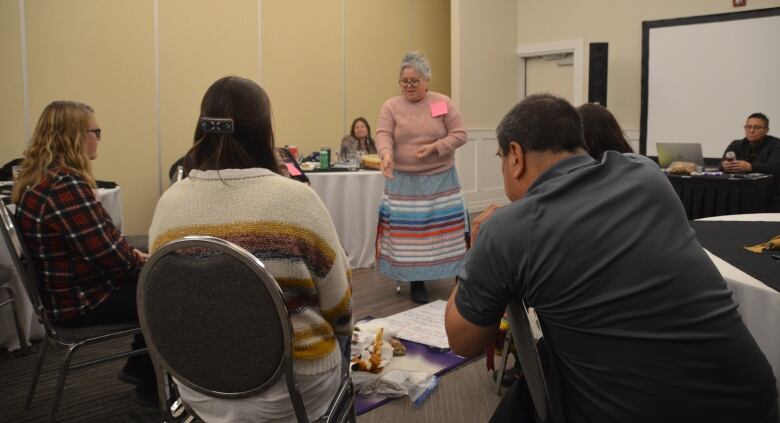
430, 101, 448, 117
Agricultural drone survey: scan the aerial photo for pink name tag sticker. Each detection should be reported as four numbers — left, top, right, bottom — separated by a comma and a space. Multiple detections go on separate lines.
285, 162, 302, 176
430, 101, 448, 117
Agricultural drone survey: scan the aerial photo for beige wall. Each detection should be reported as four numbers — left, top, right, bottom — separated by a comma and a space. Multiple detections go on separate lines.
158, 0, 260, 192
516, 0, 780, 132
0, 0, 25, 167
25, 0, 158, 235
451, 0, 518, 129
1, 0, 450, 235
451, 0, 518, 212
525, 56, 574, 103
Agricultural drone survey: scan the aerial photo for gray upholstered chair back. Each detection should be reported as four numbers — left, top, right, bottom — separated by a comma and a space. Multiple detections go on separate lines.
137, 236, 299, 402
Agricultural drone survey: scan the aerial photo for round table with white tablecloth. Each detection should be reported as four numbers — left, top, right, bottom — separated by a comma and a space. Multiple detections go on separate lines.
307, 170, 385, 269
697, 213, 780, 402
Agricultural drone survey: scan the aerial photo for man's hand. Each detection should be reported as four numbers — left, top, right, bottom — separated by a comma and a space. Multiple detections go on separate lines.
722, 159, 752, 173
381, 155, 394, 179
470, 204, 502, 244
415, 144, 437, 159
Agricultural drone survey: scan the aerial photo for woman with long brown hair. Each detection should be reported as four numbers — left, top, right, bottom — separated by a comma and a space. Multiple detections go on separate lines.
148, 76, 352, 421
577, 103, 633, 160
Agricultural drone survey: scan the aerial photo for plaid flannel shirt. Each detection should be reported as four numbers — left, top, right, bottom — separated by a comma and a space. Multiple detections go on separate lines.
16, 167, 143, 322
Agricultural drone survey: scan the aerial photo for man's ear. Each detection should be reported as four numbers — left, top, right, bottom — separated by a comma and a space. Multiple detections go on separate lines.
509, 141, 525, 180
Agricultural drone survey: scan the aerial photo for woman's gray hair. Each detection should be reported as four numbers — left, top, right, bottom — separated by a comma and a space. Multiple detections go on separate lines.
399, 51, 431, 80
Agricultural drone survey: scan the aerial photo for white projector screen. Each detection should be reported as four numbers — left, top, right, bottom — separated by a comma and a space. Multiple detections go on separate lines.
640, 8, 780, 158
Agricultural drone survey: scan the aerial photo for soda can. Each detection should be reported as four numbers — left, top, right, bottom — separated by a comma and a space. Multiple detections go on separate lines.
287, 145, 299, 161
320, 148, 330, 169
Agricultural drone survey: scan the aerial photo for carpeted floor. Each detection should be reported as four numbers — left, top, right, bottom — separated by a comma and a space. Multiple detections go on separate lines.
0, 268, 503, 422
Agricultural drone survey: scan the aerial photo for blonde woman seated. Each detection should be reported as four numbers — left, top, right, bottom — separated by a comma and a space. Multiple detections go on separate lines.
339, 117, 377, 161
148, 76, 352, 422
12, 101, 154, 403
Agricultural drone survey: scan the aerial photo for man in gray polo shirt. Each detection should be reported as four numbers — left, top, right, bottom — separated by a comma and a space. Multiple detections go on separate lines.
445, 94, 777, 422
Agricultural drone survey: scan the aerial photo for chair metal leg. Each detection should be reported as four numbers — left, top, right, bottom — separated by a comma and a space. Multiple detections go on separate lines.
48, 344, 78, 423
348, 401, 357, 422
26, 333, 50, 409
495, 329, 513, 395
0, 285, 30, 354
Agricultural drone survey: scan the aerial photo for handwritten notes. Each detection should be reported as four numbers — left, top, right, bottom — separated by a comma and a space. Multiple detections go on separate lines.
383, 300, 450, 349
430, 101, 448, 117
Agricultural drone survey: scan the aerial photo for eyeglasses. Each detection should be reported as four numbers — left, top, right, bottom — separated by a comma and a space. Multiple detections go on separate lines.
86, 128, 102, 139
398, 79, 421, 88
744, 125, 767, 131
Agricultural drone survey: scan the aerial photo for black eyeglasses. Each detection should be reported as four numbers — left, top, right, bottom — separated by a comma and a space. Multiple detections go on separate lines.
744, 125, 766, 131
398, 79, 421, 87
86, 128, 102, 139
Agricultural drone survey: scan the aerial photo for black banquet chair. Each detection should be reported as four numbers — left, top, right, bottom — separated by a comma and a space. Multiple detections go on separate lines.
137, 236, 355, 423
505, 299, 566, 423
0, 265, 29, 355
0, 203, 146, 423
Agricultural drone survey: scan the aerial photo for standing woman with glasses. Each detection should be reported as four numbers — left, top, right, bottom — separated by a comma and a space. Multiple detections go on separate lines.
376, 51, 468, 304
12, 101, 156, 403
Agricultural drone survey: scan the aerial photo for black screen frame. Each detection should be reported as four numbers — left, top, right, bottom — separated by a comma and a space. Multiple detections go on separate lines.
639, 7, 780, 155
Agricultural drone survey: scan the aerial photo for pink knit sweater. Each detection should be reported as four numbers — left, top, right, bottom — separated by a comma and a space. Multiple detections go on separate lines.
375, 91, 467, 175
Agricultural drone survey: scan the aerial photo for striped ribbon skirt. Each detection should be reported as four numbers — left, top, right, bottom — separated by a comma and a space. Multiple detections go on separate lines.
376, 167, 468, 282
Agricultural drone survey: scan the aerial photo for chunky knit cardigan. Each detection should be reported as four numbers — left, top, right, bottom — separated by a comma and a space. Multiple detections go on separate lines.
148, 168, 352, 376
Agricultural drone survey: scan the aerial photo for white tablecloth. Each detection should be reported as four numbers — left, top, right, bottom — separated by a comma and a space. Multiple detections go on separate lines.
98, 187, 124, 232
307, 171, 385, 269
697, 213, 780, 400
0, 187, 124, 351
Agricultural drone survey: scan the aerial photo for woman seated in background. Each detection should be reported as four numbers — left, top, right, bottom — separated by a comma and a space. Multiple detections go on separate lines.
148, 76, 352, 422
339, 116, 377, 160
577, 102, 633, 160
12, 101, 155, 403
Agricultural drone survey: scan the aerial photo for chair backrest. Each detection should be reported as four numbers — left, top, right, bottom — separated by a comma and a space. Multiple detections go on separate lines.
0, 204, 45, 314
137, 236, 308, 420
506, 299, 565, 423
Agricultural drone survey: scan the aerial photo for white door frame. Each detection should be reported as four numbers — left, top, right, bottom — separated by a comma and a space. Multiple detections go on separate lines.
516, 39, 584, 105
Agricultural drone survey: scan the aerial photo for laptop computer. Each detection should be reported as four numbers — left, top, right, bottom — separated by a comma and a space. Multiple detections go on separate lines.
656, 143, 704, 168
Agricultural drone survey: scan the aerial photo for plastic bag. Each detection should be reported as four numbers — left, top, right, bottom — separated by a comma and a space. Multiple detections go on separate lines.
351, 369, 439, 406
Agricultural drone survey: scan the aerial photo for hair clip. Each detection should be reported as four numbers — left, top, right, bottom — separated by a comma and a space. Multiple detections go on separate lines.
200, 117, 234, 134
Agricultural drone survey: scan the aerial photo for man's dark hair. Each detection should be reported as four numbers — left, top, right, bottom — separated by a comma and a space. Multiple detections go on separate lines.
747, 112, 769, 128
496, 93, 585, 155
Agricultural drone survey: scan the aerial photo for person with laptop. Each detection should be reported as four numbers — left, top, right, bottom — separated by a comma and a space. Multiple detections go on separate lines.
445, 94, 778, 422
721, 113, 780, 176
